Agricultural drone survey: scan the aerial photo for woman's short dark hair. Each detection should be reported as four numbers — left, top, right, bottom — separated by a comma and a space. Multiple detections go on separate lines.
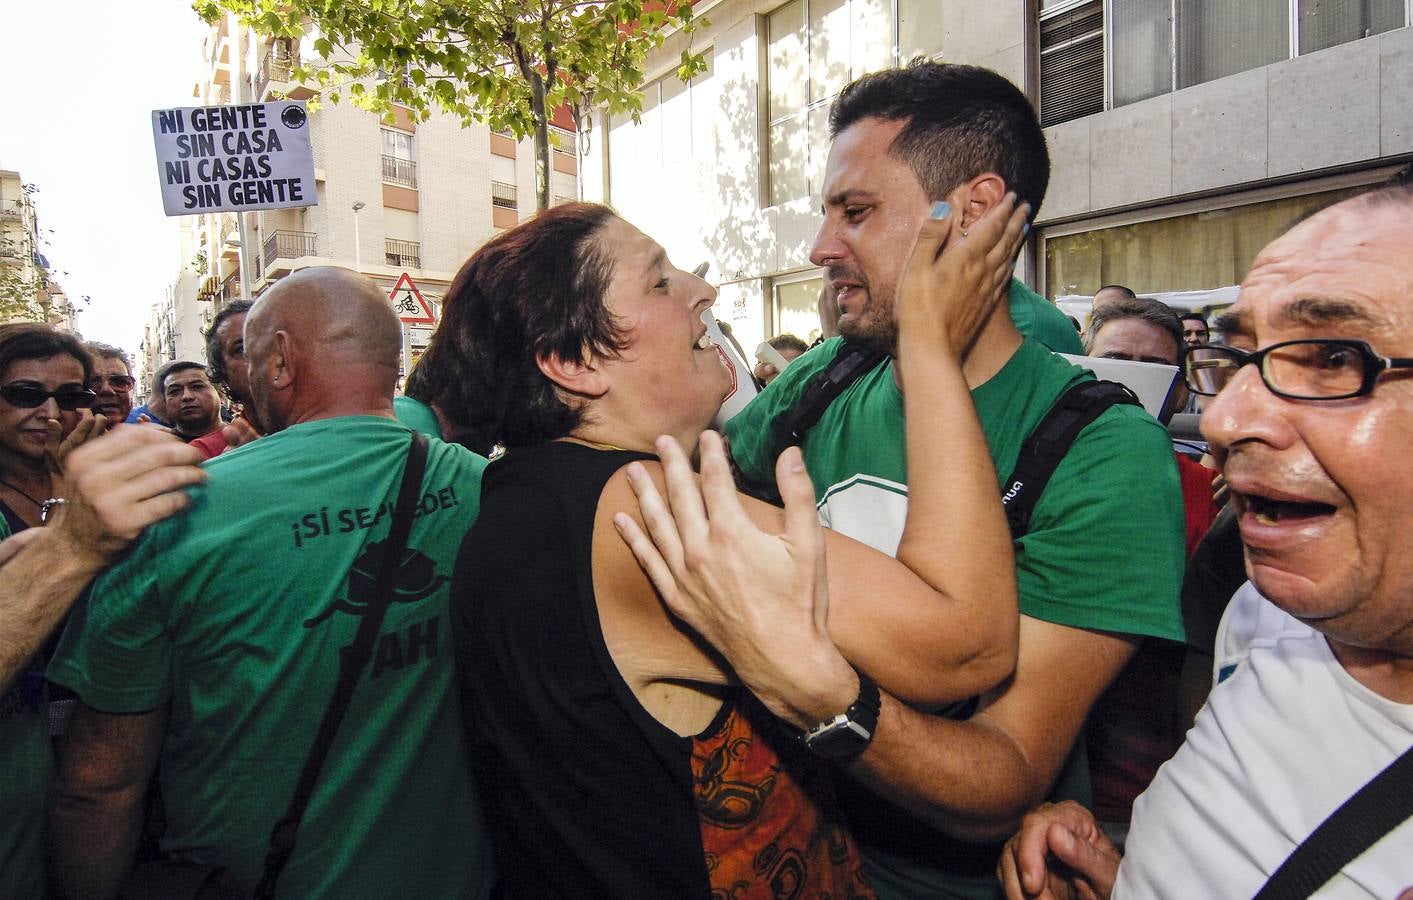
0, 323, 93, 384
433, 202, 623, 450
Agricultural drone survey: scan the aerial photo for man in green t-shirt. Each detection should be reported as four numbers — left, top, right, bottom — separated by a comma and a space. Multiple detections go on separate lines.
726, 62, 1184, 899
46, 268, 494, 899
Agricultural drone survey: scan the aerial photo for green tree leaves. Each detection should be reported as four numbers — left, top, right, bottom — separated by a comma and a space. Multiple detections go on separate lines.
197, 0, 707, 210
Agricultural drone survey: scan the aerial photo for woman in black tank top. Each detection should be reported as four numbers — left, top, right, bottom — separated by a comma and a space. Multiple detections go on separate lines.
435, 202, 1022, 897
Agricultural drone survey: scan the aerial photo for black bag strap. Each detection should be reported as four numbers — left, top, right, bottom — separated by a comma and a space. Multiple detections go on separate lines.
775, 340, 887, 452
253, 431, 430, 900
1001, 380, 1140, 540
1253, 744, 1413, 900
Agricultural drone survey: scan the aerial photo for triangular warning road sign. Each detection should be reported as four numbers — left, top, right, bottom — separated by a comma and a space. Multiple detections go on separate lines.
389, 272, 436, 324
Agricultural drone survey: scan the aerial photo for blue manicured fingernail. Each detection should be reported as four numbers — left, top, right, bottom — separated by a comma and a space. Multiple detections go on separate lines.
930, 201, 951, 220
1022, 222, 1030, 236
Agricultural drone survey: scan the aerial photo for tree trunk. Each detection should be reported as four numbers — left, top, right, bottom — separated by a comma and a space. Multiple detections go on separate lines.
529, 70, 550, 211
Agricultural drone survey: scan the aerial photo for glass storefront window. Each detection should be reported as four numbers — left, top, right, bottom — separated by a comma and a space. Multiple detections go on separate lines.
773, 276, 825, 344
1043, 185, 1366, 298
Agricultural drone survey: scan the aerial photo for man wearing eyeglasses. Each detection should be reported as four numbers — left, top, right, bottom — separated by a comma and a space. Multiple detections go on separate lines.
84, 342, 136, 425
999, 176, 1413, 899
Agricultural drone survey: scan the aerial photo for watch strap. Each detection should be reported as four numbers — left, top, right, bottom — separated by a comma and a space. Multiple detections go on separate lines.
803, 668, 880, 759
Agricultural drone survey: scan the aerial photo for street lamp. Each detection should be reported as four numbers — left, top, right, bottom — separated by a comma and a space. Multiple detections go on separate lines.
351, 201, 366, 272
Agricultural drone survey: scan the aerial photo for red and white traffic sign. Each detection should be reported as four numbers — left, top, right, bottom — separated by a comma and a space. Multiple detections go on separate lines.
389, 272, 435, 324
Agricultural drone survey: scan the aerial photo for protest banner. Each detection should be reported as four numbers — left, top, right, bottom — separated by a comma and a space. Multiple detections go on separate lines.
152, 101, 318, 216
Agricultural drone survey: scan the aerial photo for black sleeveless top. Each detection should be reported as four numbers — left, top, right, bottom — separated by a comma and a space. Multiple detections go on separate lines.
450, 441, 873, 899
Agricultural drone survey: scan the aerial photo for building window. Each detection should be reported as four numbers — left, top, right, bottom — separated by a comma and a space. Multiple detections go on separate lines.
765, 0, 895, 207
1040, 0, 1410, 127
380, 128, 417, 188
1043, 183, 1368, 299
491, 181, 518, 210
771, 273, 827, 344
1297, 0, 1407, 54
1039, 0, 1104, 126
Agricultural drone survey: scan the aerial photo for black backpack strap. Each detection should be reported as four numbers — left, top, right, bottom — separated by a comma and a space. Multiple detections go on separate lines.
774, 341, 887, 453
1253, 745, 1413, 900
254, 432, 430, 900
1001, 380, 1141, 540
741, 341, 885, 504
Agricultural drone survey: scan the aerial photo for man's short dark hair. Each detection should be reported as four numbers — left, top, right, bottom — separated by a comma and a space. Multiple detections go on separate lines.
157, 360, 210, 396
767, 334, 810, 355
1084, 297, 1184, 363
83, 341, 131, 373
205, 299, 254, 388
828, 60, 1050, 218
1096, 284, 1137, 300
0, 323, 92, 383
1179, 312, 1208, 327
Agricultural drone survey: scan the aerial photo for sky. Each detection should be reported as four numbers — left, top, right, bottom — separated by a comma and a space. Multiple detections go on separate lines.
0, 1, 210, 359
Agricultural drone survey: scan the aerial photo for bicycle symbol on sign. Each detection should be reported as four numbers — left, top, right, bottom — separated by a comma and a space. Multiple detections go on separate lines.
394, 293, 420, 315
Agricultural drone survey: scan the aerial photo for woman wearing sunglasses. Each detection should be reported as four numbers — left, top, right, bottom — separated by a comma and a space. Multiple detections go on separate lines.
0, 323, 98, 535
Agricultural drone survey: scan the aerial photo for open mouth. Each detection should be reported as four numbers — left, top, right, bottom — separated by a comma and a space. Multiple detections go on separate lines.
694, 332, 715, 351
1243, 492, 1336, 526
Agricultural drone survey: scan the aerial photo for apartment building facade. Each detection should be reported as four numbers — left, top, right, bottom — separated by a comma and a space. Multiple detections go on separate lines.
579, 0, 1413, 352
145, 11, 578, 381
1, 167, 76, 329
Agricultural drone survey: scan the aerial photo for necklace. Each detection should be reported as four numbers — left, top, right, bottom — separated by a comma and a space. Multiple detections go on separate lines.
0, 476, 44, 508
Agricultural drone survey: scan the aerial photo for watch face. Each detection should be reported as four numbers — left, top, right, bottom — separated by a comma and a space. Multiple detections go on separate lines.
806, 720, 872, 761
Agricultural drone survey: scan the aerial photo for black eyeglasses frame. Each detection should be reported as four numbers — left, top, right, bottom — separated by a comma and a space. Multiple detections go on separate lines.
1182, 339, 1413, 401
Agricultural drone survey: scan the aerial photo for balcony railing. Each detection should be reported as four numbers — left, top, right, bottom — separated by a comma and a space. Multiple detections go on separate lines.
550, 125, 576, 156
263, 230, 317, 267
257, 47, 296, 97
491, 181, 517, 209
218, 273, 240, 305
385, 238, 421, 269
381, 155, 418, 189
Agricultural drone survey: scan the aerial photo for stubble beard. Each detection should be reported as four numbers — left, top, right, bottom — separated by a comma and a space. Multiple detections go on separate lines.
837, 288, 899, 357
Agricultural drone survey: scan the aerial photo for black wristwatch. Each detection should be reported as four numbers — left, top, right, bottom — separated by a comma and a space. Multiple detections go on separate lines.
802, 668, 881, 763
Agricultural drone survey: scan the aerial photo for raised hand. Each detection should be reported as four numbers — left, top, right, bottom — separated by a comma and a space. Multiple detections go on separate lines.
897, 194, 1031, 361
43, 410, 109, 494
997, 801, 1121, 900
613, 431, 857, 729
49, 425, 206, 563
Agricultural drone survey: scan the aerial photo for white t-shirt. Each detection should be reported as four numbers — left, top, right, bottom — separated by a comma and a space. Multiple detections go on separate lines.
1115, 582, 1413, 899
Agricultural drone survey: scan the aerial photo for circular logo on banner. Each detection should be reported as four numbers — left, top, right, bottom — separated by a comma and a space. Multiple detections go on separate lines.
281, 105, 307, 129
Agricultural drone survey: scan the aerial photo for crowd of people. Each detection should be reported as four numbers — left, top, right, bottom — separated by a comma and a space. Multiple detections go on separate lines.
0, 58, 1410, 899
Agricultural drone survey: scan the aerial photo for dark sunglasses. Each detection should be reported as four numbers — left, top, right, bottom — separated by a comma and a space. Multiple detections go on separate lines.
0, 383, 98, 411
89, 374, 136, 391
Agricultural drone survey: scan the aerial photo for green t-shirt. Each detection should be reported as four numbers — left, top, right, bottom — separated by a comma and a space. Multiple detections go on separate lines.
394, 395, 443, 438
1008, 278, 1084, 355
48, 416, 494, 899
0, 671, 50, 900
0, 513, 48, 900
727, 337, 1184, 898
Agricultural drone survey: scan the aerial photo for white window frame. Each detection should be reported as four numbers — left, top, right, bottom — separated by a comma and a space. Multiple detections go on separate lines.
1041, 0, 1412, 125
